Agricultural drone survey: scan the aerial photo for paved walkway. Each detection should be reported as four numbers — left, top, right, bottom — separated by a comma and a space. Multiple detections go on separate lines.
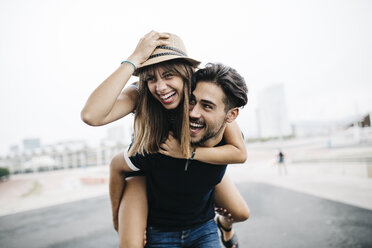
1, 182, 371, 248
228, 161, 372, 211
1, 140, 372, 247
0, 166, 109, 216
1, 159, 372, 216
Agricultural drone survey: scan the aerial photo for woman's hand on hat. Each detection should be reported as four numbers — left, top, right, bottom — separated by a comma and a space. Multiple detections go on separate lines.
128, 31, 170, 67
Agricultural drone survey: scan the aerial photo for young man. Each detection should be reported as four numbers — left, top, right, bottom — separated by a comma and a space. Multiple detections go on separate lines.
121, 63, 248, 247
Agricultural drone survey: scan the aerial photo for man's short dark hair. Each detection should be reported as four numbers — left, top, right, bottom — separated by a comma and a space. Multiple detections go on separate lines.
191, 63, 248, 111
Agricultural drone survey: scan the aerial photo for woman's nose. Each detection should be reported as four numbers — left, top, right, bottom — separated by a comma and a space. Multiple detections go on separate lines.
156, 78, 167, 93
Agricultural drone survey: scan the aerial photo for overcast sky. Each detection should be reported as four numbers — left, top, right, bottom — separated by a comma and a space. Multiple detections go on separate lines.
0, 0, 371, 155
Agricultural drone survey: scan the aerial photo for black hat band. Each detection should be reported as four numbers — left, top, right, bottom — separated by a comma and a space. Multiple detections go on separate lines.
148, 52, 186, 60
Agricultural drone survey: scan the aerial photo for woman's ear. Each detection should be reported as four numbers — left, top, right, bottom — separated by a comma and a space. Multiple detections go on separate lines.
226, 108, 239, 123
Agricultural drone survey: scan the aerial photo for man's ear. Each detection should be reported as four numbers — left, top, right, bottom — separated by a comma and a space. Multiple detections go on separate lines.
226, 108, 239, 123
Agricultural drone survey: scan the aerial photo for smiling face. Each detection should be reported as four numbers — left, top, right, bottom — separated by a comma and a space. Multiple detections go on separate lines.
189, 81, 233, 146
146, 67, 185, 110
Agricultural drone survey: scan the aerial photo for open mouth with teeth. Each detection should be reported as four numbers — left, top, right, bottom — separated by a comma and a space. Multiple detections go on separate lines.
190, 120, 205, 135
159, 91, 177, 104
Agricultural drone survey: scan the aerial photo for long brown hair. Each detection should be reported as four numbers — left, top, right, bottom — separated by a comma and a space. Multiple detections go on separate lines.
128, 59, 195, 158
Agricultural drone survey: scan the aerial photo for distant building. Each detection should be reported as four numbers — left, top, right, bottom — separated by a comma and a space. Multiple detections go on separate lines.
9, 145, 20, 154
23, 138, 41, 150
256, 84, 292, 138
0, 140, 126, 174
347, 112, 371, 128
292, 121, 332, 137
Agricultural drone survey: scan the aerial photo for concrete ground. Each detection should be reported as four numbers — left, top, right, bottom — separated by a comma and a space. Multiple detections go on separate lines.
1, 139, 372, 247
228, 162, 372, 211
0, 181, 371, 248
1, 162, 372, 217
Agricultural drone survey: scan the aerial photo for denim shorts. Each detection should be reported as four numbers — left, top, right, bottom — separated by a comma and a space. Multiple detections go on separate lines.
145, 219, 221, 248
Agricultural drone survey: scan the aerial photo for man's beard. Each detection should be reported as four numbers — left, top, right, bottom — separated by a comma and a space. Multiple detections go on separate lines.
191, 118, 226, 146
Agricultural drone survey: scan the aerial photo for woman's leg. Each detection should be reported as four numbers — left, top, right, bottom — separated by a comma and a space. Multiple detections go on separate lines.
110, 152, 148, 248
118, 176, 148, 248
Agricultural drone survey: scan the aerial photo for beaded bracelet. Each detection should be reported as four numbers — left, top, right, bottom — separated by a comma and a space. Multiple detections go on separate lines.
121, 60, 137, 71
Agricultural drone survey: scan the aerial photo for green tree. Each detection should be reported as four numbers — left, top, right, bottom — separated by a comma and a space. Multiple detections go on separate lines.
0, 167, 10, 181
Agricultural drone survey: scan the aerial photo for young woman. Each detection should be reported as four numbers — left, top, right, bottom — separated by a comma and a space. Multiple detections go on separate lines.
81, 31, 249, 248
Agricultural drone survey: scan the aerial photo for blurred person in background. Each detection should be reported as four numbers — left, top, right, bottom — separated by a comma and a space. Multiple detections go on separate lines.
277, 150, 287, 175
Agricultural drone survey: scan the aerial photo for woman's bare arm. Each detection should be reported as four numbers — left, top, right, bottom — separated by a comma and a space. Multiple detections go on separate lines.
81, 31, 170, 126
159, 120, 247, 164
81, 65, 139, 126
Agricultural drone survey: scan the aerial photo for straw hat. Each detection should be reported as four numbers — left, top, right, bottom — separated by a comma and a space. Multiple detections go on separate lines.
134, 33, 201, 76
